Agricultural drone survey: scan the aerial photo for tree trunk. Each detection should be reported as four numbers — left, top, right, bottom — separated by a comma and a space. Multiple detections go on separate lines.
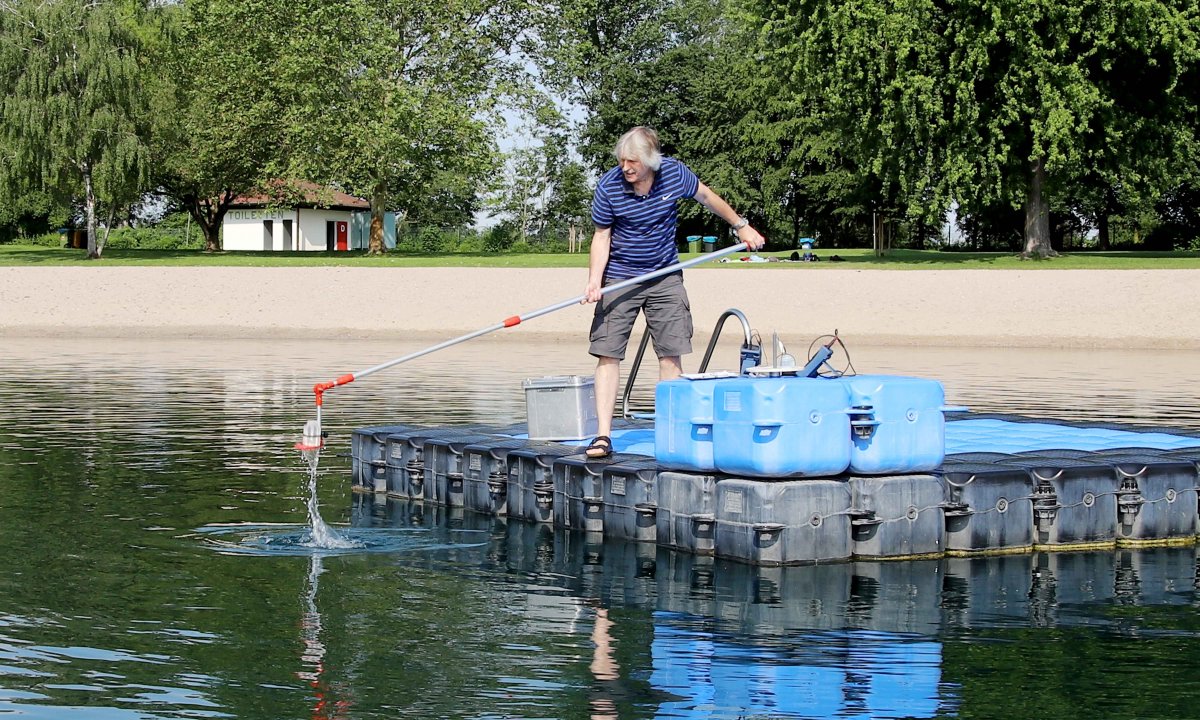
1098, 211, 1110, 250
183, 191, 233, 252
1022, 156, 1056, 258
84, 166, 101, 259
368, 190, 386, 255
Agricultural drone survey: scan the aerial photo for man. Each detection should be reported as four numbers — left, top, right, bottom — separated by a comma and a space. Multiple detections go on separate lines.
582, 126, 765, 458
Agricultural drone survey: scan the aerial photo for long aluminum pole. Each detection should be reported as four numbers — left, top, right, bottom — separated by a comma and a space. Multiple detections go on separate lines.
309, 242, 749, 407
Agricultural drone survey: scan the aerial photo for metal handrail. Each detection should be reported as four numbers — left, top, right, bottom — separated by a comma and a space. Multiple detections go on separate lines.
620, 308, 755, 418
697, 308, 754, 373
620, 324, 654, 419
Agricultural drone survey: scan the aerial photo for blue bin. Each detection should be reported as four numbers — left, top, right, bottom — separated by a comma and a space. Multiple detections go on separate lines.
712, 376, 851, 477
702, 235, 717, 253
655, 377, 731, 472
833, 375, 949, 474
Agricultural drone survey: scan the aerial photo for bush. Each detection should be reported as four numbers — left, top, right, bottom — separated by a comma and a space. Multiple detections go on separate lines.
482, 223, 517, 253
102, 226, 201, 250
28, 231, 67, 247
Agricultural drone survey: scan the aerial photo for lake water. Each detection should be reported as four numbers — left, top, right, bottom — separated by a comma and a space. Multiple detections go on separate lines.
2, 335, 1200, 719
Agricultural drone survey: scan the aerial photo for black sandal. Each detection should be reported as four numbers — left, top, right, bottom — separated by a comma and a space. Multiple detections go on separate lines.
585, 435, 613, 459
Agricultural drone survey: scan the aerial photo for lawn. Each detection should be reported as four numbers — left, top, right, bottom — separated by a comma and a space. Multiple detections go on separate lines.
2, 244, 1199, 269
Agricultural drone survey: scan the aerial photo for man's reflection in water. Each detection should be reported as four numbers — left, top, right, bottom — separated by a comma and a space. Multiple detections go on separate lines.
589, 607, 621, 719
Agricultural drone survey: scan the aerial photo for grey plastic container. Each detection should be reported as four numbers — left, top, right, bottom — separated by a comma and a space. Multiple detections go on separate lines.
1005, 457, 1119, 549
522, 375, 599, 441
462, 438, 535, 516
944, 452, 1019, 465
1101, 453, 1198, 544
351, 424, 417, 493
382, 428, 435, 498
508, 444, 581, 524
848, 474, 947, 559
382, 427, 492, 500
422, 433, 500, 507
940, 463, 1035, 554
552, 453, 642, 533
602, 458, 661, 543
656, 471, 720, 555
714, 478, 853, 565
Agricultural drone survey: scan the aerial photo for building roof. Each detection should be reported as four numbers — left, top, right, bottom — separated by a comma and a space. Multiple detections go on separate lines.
231, 180, 370, 211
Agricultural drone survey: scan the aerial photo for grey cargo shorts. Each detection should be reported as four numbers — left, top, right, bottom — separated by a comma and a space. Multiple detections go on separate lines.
589, 272, 693, 360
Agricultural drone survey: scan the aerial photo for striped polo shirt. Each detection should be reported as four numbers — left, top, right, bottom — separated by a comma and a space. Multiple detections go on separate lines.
591, 157, 700, 281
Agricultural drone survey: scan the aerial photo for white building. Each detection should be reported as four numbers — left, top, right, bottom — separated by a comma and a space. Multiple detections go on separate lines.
222, 183, 395, 251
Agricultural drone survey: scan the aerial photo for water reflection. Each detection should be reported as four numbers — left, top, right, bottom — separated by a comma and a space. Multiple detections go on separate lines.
4, 337, 1200, 719
299, 555, 350, 720
351, 493, 1200, 718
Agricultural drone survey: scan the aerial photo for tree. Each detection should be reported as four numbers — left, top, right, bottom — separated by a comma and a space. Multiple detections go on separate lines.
149, 0, 293, 252
282, 0, 524, 255
943, 0, 1198, 257
748, 0, 953, 248
542, 161, 593, 248
747, 0, 1199, 257
488, 99, 586, 245
0, 0, 150, 258
535, 0, 778, 239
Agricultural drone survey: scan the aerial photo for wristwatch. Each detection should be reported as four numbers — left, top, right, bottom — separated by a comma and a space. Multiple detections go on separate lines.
730, 217, 749, 230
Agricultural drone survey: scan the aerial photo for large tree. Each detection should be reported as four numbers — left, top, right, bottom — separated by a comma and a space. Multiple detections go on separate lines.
0, 0, 150, 258
748, 0, 1199, 257
283, 0, 525, 255
536, 0, 779, 239
149, 0, 294, 252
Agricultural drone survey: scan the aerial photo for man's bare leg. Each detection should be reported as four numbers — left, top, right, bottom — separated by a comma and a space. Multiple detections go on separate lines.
593, 356, 620, 440
659, 355, 682, 381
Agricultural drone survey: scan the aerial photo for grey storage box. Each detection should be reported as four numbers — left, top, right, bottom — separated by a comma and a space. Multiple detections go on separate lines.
522, 375, 599, 441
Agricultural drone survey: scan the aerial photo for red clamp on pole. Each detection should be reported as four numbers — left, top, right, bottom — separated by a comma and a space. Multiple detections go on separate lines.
503, 316, 521, 328
313, 373, 356, 406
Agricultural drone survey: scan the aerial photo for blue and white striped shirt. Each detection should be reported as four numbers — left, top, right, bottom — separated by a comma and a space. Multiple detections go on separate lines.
591, 157, 700, 281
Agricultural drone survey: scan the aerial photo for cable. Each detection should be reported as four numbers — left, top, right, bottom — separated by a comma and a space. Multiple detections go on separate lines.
805, 329, 857, 378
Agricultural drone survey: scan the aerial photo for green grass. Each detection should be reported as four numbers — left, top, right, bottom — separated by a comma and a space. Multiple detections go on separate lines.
2, 243, 1199, 269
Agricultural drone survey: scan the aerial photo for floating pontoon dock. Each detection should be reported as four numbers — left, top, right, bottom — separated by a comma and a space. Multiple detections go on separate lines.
350, 412, 1200, 565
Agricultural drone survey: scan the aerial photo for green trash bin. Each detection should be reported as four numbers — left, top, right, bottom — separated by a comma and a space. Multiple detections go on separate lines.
702, 235, 717, 253
685, 235, 701, 253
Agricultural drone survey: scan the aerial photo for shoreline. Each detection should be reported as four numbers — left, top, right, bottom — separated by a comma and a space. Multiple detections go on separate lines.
3, 266, 1199, 350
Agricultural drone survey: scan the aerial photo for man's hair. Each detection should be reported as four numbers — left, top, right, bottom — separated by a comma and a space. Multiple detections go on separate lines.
613, 127, 663, 171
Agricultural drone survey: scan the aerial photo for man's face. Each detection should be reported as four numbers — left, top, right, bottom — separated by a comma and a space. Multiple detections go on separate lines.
619, 155, 652, 185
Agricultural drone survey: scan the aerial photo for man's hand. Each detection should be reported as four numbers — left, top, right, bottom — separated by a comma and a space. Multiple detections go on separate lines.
583, 279, 603, 304
738, 224, 766, 251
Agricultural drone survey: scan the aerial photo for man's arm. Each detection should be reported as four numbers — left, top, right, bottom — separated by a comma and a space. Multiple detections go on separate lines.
584, 226, 612, 303
694, 182, 766, 250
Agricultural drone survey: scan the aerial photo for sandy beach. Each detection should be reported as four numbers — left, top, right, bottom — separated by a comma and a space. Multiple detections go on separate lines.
1, 265, 1198, 349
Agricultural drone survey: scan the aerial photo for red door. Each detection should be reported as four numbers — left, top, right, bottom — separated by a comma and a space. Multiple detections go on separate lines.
336, 221, 348, 251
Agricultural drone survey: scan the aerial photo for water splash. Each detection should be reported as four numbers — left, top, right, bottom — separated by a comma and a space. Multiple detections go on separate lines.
194, 523, 488, 556
300, 450, 359, 550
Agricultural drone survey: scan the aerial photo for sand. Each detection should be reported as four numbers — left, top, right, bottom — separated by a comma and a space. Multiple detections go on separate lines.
2, 265, 1198, 349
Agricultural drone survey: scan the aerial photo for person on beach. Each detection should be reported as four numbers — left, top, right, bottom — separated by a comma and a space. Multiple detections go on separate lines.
582, 126, 765, 459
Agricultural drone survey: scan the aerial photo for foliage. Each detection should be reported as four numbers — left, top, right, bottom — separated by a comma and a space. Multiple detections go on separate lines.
281, 0, 525, 255
0, 0, 152, 258
101, 226, 201, 250
0, 189, 65, 242
148, 0, 295, 252
487, 99, 594, 246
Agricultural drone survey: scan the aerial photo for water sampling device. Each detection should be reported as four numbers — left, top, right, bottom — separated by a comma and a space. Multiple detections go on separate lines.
295, 242, 753, 454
